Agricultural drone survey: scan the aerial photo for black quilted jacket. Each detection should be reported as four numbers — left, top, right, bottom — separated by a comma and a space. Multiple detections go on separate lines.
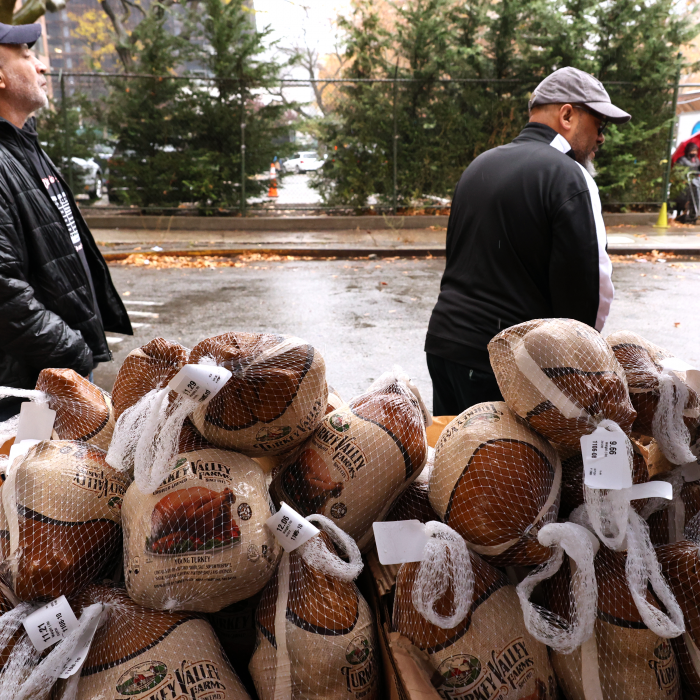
0, 117, 132, 400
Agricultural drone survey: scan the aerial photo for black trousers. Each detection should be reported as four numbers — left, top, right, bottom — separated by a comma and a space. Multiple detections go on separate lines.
426, 352, 503, 416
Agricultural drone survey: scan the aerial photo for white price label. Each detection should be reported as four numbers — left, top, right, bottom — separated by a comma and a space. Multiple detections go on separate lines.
23, 596, 79, 652
660, 357, 700, 394
373, 521, 430, 565
15, 402, 55, 443
266, 502, 320, 552
58, 605, 103, 679
581, 424, 632, 490
168, 364, 232, 403
621, 481, 673, 501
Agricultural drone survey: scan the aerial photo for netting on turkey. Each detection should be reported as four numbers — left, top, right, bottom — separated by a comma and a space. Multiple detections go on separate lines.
270, 367, 431, 552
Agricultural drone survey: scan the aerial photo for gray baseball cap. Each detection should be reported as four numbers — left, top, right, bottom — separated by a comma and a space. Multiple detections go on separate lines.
529, 66, 631, 123
0, 22, 42, 49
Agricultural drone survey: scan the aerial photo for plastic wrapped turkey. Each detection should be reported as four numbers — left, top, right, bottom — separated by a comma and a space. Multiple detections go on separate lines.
270, 369, 429, 550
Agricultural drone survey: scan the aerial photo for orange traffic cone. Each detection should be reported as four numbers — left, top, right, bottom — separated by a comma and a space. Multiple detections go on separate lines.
268, 163, 278, 198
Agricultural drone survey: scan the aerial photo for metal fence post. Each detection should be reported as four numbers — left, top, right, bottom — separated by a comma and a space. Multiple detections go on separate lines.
661, 59, 682, 207
392, 65, 398, 216
240, 91, 246, 217
60, 71, 74, 192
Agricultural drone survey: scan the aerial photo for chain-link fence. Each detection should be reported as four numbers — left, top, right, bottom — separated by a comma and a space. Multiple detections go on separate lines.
42, 71, 679, 215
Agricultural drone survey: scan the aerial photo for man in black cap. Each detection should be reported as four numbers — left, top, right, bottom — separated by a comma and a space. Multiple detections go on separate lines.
0, 23, 131, 419
425, 67, 631, 415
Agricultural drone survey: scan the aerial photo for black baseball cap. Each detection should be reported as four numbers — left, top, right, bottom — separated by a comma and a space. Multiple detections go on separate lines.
529, 67, 631, 124
0, 22, 42, 49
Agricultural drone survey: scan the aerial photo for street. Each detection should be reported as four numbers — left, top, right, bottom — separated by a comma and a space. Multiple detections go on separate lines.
94, 255, 700, 411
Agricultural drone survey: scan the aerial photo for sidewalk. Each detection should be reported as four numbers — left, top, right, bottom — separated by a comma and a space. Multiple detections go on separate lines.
92, 222, 700, 259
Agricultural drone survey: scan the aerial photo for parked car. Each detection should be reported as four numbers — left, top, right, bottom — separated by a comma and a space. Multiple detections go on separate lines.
69, 157, 103, 199
282, 151, 325, 173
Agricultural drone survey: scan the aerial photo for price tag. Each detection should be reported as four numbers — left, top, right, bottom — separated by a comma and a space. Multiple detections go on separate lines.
581, 424, 632, 490
58, 605, 103, 679
23, 596, 79, 652
660, 357, 700, 394
621, 481, 673, 501
15, 402, 55, 443
266, 502, 320, 552
373, 521, 430, 565
168, 364, 232, 403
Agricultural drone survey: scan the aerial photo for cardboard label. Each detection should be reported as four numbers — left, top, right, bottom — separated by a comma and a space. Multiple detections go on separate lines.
15, 402, 55, 443
168, 364, 232, 403
58, 606, 103, 679
373, 520, 430, 565
582, 424, 633, 490
265, 502, 320, 552
23, 596, 79, 652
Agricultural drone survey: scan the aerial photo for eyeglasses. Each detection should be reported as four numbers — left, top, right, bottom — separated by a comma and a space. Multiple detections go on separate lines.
573, 105, 609, 136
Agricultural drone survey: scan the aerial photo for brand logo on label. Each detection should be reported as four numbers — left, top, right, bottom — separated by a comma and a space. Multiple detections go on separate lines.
156, 458, 234, 492
330, 502, 347, 519
329, 412, 351, 432
436, 655, 481, 688
346, 635, 371, 665
436, 404, 504, 451
72, 466, 128, 504
116, 661, 168, 696
256, 426, 291, 442
649, 640, 679, 695
341, 636, 376, 696
116, 659, 228, 699
435, 638, 536, 700
314, 424, 366, 482
252, 396, 325, 453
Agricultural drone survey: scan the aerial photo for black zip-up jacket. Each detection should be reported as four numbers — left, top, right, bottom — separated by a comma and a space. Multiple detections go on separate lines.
426, 122, 613, 373
0, 117, 132, 402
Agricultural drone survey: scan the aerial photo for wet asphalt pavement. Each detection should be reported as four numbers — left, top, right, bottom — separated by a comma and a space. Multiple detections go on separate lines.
95, 256, 700, 411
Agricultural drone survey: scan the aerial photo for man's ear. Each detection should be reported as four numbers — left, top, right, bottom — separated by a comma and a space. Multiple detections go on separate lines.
558, 104, 575, 133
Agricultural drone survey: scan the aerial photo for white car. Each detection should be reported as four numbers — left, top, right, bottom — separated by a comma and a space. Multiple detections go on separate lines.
70, 157, 103, 199
282, 151, 325, 173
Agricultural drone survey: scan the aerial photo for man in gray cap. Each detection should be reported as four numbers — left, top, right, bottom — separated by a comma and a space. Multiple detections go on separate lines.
0, 23, 131, 420
425, 67, 631, 415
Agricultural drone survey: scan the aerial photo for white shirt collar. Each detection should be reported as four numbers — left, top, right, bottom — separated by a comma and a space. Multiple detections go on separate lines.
549, 133, 572, 154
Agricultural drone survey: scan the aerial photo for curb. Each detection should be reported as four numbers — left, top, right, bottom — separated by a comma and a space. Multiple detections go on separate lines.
102, 247, 445, 260
86, 215, 450, 232
102, 246, 700, 261
85, 211, 659, 232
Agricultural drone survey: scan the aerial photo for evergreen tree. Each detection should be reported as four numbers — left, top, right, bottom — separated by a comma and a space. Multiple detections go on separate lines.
182, 0, 296, 211
317, 0, 698, 209
105, 6, 188, 207
37, 93, 102, 195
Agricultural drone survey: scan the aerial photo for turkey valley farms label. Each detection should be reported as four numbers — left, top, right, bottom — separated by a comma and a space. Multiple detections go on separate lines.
72, 466, 128, 512
115, 658, 227, 700
434, 637, 538, 700
341, 634, 377, 699
649, 639, 680, 696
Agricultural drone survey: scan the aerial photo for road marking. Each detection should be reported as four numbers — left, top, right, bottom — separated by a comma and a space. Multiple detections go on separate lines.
106, 337, 124, 345
128, 311, 160, 318
130, 322, 151, 328
123, 300, 164, 306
